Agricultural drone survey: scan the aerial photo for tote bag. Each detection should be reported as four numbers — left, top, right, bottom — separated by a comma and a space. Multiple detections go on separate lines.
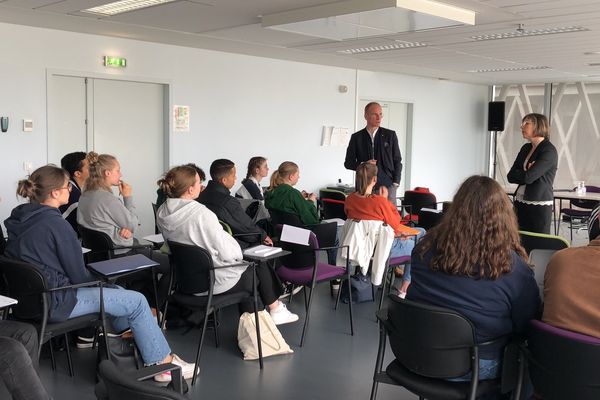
237, 310, 293, 360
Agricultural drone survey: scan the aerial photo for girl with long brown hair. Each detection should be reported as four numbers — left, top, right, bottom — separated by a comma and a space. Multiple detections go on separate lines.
407, 175, 540, 380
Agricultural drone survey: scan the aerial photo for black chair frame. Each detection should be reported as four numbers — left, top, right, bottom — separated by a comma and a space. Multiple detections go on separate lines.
164, 241, 263, 386
0, 255, 108, 377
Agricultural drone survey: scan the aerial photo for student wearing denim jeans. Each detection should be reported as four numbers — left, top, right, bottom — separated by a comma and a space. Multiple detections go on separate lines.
4, 165, 195, 383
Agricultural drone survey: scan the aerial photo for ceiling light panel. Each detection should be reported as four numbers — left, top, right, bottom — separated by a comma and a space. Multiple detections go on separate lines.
470, 26, 588, 41
82, 0, 177, 16
468, 66, 550, 73
262, 0, 475, 41
338, 41, 427, 54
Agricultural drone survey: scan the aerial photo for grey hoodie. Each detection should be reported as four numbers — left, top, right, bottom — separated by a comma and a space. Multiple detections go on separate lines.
156, 198, 246, 294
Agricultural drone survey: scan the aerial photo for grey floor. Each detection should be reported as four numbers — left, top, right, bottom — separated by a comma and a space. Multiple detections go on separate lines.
3, 222, 591, 400
36, 284, 413, 400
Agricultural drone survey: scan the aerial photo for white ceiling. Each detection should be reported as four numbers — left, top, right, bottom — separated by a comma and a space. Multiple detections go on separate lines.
2, 0, 600, 84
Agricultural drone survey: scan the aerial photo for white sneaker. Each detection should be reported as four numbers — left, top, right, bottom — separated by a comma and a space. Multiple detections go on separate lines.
154, 354, 198, 382
269, 302, 299, 325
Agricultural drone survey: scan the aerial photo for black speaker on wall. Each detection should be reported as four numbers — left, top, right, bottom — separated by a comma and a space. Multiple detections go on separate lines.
488, 101, 505, 131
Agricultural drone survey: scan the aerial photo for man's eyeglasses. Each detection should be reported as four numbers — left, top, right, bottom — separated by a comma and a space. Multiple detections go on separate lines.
58, 182, 73, 192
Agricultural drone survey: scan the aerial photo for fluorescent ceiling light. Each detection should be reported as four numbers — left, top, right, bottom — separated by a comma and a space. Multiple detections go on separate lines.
82, 0, 177, 16
262, 0, 475, 41
470, 26, 587, 41
339, 41, 427, 54
468, 66, 550, 73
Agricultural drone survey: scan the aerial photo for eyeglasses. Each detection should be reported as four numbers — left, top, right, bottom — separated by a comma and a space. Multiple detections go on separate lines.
58, 182, 73, 192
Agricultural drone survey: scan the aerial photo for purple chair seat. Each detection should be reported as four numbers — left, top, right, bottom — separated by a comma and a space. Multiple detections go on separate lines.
531, 319, 600, 345
277, 263, 345, 285
388, 256, 411, 266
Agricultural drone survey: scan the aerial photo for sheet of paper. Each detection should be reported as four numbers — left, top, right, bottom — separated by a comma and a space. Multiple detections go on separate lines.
322, 218, 345, 226
82, 247, 91, 254
143, 233, 165, 243
280, 224, 311, 245
0, 295, 17, 308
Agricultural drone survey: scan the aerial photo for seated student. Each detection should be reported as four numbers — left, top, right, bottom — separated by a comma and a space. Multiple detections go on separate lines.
344, 162, 425, 296
156, 163, 205, 208
236, 156, 269, 200
3, 165, 195, 382
264, 161, 319, 225
0, 320, 49, 400
198, 159, 272, 249
77, 152, 138, 248
156, 165, 298, 325
543, 216, 600, 338
59, 151, 89, 236
407, 175, 541, 380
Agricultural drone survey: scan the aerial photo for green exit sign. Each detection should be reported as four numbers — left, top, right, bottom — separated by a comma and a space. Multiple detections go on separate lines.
103, 56, 127, 68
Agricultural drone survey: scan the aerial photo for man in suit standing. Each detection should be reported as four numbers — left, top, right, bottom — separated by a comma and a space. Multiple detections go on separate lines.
344, 102, 403, 202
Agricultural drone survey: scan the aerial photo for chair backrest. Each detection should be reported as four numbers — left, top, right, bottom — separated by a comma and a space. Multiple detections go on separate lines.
152, 203, 160, 234
385, 296, 476, 378
218, 220, 233, 235
570, 185, 600, 209
528, 249, 558, 299
0, 256, 47, 321
321, 198, 347, 220
319, 189, 346, 202
417, 208, 443, 230
589, 204, 600, 241
167, 241, 213, 295
98, 360, 188, 400
519, 231, 569, 254
403, 190, 437, 215
276, 225, 320, 269
79, 225, 114, 262
527, 320, 600, 399
268, 209, 304, 227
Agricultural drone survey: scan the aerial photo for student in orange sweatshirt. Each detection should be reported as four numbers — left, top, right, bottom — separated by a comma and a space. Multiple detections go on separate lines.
344, 162, 425, 296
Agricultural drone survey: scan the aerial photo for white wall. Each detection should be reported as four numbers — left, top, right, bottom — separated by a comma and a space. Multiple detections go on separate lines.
0, 22, 488, 230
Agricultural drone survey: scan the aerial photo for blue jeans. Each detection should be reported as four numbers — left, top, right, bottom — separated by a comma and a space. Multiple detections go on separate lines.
390, 227, 425, 282
69, 287, 171, 365
448, 358, 500, 381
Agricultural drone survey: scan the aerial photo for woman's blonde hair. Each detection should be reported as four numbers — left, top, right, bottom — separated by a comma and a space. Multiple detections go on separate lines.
415, 175, 528, 280
523, 113, 550, 140
157, 165, 197, 199
355, 162, 377, 195
16, 165, 68, 203
84, 152, 117, 192
269, 161, 299, 190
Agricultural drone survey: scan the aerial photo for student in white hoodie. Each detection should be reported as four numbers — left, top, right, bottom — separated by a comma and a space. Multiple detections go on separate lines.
156, 165, 298, 325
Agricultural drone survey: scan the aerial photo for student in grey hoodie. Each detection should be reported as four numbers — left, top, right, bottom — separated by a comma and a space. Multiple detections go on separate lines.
4, 165, 196, 383
156, 165, 299, 325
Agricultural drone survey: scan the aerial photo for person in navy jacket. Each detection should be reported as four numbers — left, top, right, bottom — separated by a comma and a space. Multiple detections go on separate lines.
407, 175, 541, 380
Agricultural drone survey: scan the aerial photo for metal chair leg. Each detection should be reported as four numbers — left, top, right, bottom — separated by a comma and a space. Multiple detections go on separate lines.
64, 333, 74, 377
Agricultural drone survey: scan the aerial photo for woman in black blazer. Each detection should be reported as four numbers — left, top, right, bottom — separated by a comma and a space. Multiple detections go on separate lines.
507, 113, 558, 234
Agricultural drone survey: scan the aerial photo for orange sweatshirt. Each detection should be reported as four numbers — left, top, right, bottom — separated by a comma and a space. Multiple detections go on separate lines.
344, 192, 417, 236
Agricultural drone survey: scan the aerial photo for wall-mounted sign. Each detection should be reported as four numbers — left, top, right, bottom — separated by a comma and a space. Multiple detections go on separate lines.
173, 105, 190, 132
103, 56, 127, 68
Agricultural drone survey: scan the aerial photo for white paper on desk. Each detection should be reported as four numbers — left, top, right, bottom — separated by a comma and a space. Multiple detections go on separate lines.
243, 245, 283, 257
82, 247, 91, 254
143, 233, 165, 243
322, 218, 345, 226
280, 224, 311, 245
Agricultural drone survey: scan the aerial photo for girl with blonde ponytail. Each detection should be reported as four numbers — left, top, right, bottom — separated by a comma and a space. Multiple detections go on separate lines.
77, 152, 139, 248
345, 162, 425, 296
264, 161, 319, 225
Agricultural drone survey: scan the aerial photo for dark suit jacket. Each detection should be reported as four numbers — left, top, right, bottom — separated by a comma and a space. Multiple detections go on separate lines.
344, 127, 402, 187
507, 139, 558, 202
197, 180, 266, 248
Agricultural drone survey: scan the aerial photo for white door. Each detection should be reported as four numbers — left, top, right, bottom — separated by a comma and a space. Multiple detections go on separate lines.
47, 75, 88, 166
47, 74, 166, 237
357, 99, 410, 193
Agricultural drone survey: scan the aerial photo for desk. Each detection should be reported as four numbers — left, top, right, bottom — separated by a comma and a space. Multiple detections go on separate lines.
553, 190, 600, 237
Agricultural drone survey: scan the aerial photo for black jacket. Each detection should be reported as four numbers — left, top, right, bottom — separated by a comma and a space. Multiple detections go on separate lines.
344, 127, 402, 187
4, 203, 95, 321
507, 139, 558, 202
197, 181, 266, 248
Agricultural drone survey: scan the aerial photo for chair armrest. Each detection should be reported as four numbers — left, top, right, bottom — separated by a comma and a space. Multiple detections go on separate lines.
46, 280, 103, 292
130, 363, 183, 394
232, 232, 263, 239
112, 243, 154, 252
212, 261, 254, 270
315, 244, 349, 252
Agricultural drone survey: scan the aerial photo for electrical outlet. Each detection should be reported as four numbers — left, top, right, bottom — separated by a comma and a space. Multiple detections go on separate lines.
23, 119, 33, 132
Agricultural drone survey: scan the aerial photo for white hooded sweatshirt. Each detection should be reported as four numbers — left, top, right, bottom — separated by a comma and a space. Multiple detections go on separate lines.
156, 198, 246, 294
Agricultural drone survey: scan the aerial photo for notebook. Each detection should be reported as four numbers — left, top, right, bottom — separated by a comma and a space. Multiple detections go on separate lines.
87, 254, 159, 277
243, 245, 283, 257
